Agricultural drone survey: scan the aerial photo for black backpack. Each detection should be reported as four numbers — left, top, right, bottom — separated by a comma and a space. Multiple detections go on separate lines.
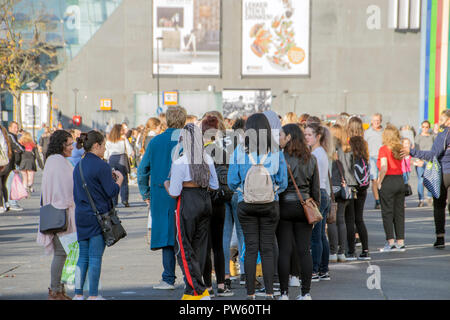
353, 157, 370, 191
207, 141, 234, 204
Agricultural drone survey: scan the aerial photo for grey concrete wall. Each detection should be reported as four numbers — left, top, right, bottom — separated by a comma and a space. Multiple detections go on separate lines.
52, 0, 421, 129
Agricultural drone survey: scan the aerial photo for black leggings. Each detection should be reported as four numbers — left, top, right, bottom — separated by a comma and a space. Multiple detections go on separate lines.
203, 202, 226, 287
433, 173, 450, 236
0, 169, 11, 207
277, 201, 313, 296
345, 188, 369, 253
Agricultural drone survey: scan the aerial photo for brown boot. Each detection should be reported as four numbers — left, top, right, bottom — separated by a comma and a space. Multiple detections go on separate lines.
59, 284, 72, 300
48, 288, 59, 300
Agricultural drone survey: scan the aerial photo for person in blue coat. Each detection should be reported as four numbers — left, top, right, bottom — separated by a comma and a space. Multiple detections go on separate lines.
138, 106, 187, 290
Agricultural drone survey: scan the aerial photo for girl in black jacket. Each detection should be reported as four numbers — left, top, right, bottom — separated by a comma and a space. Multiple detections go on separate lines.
277, 124, 321, 300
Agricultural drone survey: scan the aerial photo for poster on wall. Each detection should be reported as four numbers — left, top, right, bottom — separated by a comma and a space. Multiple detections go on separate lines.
222, 90, 271, 119
20, 92, 49, 138
152, 0, 221, 76
242, 0, 310, 76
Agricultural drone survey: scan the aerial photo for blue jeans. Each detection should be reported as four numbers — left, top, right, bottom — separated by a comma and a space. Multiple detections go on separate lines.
403, 172, 410, 184
311, 189, 330, 274
75, 234, 106, 296
162, 246, 176, 285
416, 166, 432, 200
223, 193, 245, 275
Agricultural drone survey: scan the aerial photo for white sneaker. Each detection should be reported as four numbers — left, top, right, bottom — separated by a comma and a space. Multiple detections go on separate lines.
153, 280, 175, 290
296, 293, 312, 300
0, 207, 6, 214
72, 295, 85, 300
288, 276, 301, 287
279, 294, 289, 300
337, 254, 347, 262
329, 254, 337, 263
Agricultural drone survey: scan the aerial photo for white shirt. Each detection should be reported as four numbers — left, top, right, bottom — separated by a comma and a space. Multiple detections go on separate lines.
312, 146, 329, 190
104, 139, 133, 160
168, 154, 219, 197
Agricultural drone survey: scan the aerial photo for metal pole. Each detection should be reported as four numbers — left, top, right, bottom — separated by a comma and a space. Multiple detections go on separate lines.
157, 38, 161, 110
32, 90, 35, 142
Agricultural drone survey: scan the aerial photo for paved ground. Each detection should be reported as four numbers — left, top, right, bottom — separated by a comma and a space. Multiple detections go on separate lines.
0, 171, 449, 300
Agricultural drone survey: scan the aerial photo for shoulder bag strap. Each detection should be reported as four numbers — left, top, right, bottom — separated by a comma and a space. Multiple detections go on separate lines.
328, 171, 336, 202
287, 164, 305, 205
79, 158, 101, 216
335, 159, 347, 186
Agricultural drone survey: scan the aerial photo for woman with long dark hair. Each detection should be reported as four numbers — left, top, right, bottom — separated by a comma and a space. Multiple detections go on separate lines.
278, 124, 320, 300
37, 130, 75, 300
228, 113, 288, 300
72, 131, 123, 300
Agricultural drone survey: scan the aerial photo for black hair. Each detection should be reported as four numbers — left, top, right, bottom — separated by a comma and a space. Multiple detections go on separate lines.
46, 130, 73, 159
76, 130, 105, 152
244, 113, 272, 155
282, 124, 311, 162
232, 118, 246, 130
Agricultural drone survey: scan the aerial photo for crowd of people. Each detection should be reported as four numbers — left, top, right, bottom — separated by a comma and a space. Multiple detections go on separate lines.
2, 106, 449, 301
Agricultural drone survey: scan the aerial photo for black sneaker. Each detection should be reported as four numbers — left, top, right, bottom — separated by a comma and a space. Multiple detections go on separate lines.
319, 272, 331, 281
217, 287, 234, 297
255, 287, 280, 297
311, 273, 320, 282
224, 278, 232, 290
434, 237, 445, 249
358, 251, 371, 260
208, 289, 215, 298
265, 295, 275, 300
240, 274, 246, 285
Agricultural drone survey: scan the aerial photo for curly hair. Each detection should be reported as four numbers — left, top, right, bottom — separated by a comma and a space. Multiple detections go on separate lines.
382, 124, 403, 160
46, 130, 73, 159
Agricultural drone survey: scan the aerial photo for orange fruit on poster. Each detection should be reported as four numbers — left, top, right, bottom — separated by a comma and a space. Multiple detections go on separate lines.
288, 47, 305, 64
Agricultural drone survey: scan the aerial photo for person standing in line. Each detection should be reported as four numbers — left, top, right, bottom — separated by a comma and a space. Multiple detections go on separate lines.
223, 118, 246, 287
414, 120, 435, 207
304, 123, 333, 281
378, 125, 406, 252
104, 124, 134, 207
72, 131, 123, 300
6, 121, 24, 212
164, 123, 219, 300
201, 115, 234, 297
402, 110, 450, 249
0, 125, 13, 213
37, 130, 76, 300
38, 127, 51, 163
67, 129, 84, 167
328, 124, 355, 262
227, 113, 288, 300
345, 117, 371, 261
364, 113, 384, 209
138, 106, 187, 290
278, 124, 320, 300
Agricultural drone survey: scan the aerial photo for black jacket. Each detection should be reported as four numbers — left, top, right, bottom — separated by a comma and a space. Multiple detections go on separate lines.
7, 132, 24, 168
280, 151, 321, 207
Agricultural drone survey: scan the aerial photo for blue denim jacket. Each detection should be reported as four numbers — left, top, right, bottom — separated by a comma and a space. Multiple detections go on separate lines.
227, 145, 288, 203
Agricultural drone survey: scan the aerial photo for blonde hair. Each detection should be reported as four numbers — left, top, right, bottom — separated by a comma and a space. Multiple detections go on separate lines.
282, 112, 298, 125
382, 124, 403, 160
19, 131, 34, 145
330, 124, 350, 153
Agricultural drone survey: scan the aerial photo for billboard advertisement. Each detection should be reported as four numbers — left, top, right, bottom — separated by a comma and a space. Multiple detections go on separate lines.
222, 89, 271, 119
242, 0, 310, 76
153, 0, 221, 76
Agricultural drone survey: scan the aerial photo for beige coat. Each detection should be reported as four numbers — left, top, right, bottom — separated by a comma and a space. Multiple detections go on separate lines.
36, 154, 76, 255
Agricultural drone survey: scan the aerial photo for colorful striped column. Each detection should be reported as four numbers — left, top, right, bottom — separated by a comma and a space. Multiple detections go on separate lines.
421, 0, 450, 124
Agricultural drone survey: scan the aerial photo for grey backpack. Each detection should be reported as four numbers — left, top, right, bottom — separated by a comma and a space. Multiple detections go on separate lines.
242, 153, 275, 204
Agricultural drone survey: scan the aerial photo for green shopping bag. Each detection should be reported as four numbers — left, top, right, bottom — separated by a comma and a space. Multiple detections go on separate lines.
59, 233, 78, 285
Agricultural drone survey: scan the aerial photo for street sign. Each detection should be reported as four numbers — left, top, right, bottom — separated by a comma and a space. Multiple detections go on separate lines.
162, 91, 178, 106
100, 99, 112, 111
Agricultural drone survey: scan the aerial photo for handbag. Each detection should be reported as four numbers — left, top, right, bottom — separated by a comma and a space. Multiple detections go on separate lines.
10, 172, 28, 201
123, 140, 132, 173
423, 157, 442, 199
79, 158, 127, 247
333, 160, 356, 200
404, 184, 413, 197
327, 171, 337, 224
39, 196, 68, 234
287, 164, 323, 225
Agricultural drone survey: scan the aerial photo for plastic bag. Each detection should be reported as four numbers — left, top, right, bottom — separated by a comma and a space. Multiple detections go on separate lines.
10, 173, 28, 201
60, 233, 78, 286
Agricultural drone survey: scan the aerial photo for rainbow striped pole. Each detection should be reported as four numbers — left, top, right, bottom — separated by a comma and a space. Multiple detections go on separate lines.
421, 0, 450, 124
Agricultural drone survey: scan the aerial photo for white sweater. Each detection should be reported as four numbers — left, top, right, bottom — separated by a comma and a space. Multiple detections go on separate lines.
104, 139, 133, 160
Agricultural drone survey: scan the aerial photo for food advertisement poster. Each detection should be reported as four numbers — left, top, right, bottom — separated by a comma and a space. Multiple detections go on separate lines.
153, 0, 221, 76
242, 0, 310, 76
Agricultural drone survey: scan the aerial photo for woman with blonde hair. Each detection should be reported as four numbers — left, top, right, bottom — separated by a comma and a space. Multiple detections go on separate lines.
19, 131, 41, 193
105, 124, 134, 207
347, 116, 365, 138
282, 112, 298, 126
141, 117, 162, 154
378, 124, 406, 252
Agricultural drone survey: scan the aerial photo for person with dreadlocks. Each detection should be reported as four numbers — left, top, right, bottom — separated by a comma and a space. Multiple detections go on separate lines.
164, 123, 219, 300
